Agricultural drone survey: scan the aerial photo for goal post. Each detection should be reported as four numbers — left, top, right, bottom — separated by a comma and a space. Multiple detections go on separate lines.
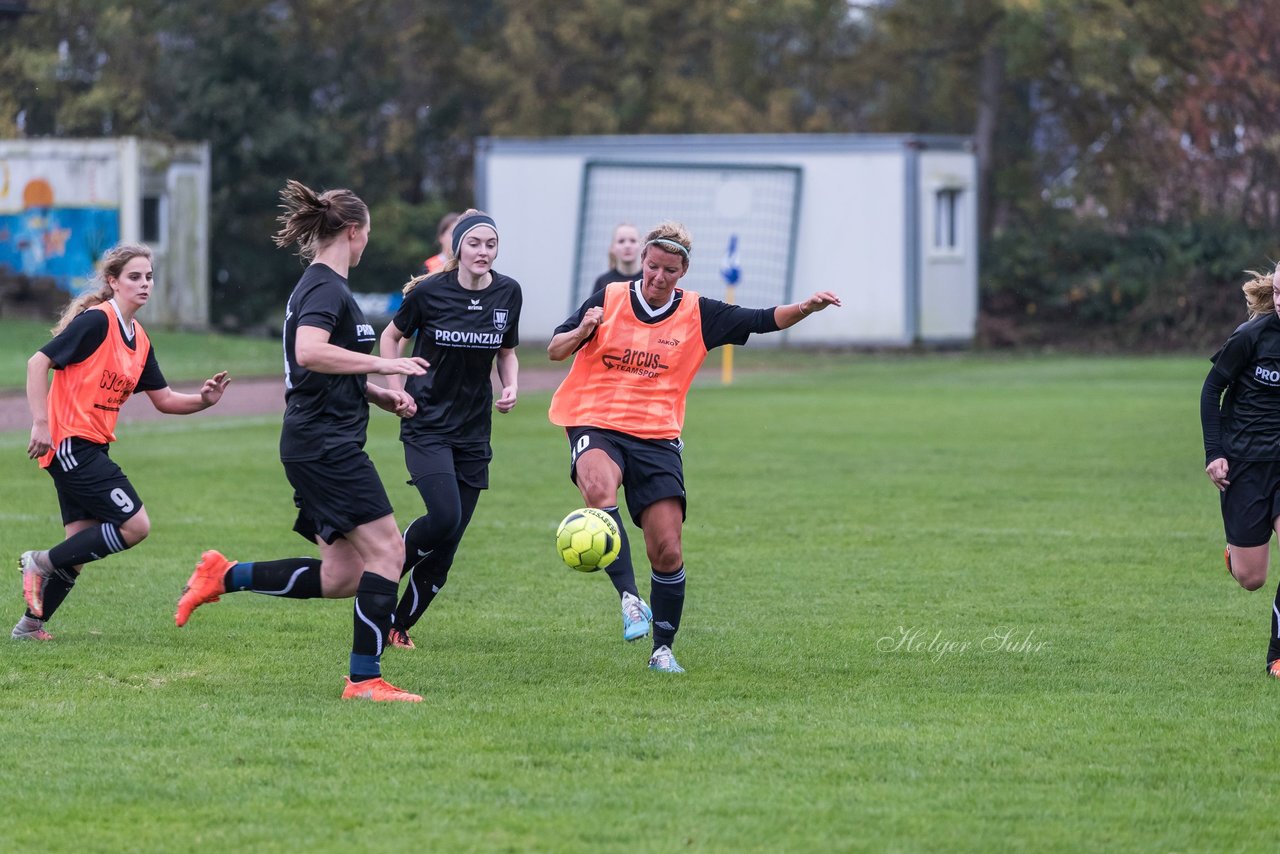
570, 160, 803, 316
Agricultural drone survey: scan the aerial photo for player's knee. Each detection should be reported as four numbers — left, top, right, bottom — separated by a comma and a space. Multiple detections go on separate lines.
433, 508, 464, 543
1228, 549, 1268, 590
576, 462, 621, 507
580, 483, 619, 508
1237, 569, 1268, 591
647, 537, 683, 573
367, 537, 405, 580
119, 515, 150, 546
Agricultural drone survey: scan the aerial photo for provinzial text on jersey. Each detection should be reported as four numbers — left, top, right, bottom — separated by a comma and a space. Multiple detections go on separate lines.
434, 329, 505, 346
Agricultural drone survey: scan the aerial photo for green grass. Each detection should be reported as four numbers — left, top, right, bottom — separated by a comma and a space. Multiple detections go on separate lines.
0, 318, 285, 389
1, 352, 1276, 851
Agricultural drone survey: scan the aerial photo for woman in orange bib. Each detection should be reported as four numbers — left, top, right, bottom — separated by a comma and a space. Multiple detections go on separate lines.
14, 243, 229, 641
548, 221, 840, 672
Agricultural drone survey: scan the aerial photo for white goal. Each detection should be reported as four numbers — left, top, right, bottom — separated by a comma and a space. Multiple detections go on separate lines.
570, 160, 803, 313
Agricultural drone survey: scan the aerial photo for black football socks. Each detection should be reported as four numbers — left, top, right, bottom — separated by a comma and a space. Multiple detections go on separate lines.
30, 568, 80, 622
650, 565, 686, 650
48, 522, 127, 569
1269, 580, 1280, 665
351, 572, 398, 681
393, 566, 444, 632
225, 558, 323, 598
601, 506, 638, 598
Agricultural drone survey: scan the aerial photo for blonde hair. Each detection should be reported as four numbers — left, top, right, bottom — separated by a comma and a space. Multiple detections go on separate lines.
403, 208, 492, 295
272, 179, 368, 263
1243, 269, 1276, 319
641, 221, 692, 270
607, 222, 639, 269
53, 243, 152, 335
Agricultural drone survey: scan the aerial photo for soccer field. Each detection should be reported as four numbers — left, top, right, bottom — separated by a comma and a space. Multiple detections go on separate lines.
1, 353, 1275, 851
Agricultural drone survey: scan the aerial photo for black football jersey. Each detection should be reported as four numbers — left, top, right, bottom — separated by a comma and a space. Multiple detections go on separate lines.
280, 263, 378, 461
392, 269, 522, 444
1211, 312, 1280, 461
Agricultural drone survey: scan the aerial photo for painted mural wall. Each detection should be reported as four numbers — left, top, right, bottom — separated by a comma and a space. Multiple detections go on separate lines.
0, 151, 121, 292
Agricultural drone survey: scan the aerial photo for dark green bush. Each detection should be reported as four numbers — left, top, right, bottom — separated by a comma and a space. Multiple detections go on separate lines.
982, 217, 1278, 349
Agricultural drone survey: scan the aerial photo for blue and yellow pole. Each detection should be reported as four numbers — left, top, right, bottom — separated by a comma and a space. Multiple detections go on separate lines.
720, 234, 740, 386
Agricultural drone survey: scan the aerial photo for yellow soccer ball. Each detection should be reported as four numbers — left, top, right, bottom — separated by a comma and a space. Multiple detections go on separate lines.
556, 508, 622, 572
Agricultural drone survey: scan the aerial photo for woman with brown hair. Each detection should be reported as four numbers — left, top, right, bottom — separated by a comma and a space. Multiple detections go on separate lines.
15, 242, 229, 641
380, 209, 521, 649
174, 179, 428, 703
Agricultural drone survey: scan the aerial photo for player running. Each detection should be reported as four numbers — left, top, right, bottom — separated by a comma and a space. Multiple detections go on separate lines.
1202, 261, 1280, 678
174, 179, 427, 702
14, 242, 229, 641
547, 221, 841, 672
378, 210, 522, 649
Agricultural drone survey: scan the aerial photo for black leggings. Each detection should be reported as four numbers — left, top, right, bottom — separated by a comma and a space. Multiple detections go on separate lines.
393, 473, 481, 631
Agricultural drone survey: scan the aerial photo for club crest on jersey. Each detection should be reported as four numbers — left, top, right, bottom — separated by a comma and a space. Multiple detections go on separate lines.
493, 309, 509, 332
468, 298, 483, 312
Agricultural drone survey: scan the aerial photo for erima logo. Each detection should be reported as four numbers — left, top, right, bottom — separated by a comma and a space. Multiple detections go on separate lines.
467, 298, 483, 311
1256, 365, 1280, 385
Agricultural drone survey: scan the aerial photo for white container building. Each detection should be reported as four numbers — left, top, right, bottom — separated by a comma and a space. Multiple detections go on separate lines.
475, 133, 978, 346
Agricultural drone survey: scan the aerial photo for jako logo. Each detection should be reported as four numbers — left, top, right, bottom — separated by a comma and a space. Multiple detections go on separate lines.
1256, 365, 1280, 384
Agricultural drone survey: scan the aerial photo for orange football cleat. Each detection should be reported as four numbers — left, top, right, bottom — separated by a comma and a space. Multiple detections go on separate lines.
175, 550, 232, 627
341, 676, 423, 703
388, 627, 416, 650
18, 550, 54, 618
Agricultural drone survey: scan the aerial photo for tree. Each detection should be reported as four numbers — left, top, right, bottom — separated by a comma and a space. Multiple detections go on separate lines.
470, 0, 863, 136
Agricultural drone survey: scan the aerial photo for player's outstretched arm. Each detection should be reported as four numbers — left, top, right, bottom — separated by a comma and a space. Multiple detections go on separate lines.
296, 325, 427, 377
145, 371, 231, 414
773, 291, 842, 331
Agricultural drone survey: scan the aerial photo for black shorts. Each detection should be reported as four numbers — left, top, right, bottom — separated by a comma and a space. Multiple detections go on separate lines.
566, 427, 686, 527
404, 437, 491, 490
45, 438, 144, 526
283, 444, 393, 545
1221, 459, 1280, 547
